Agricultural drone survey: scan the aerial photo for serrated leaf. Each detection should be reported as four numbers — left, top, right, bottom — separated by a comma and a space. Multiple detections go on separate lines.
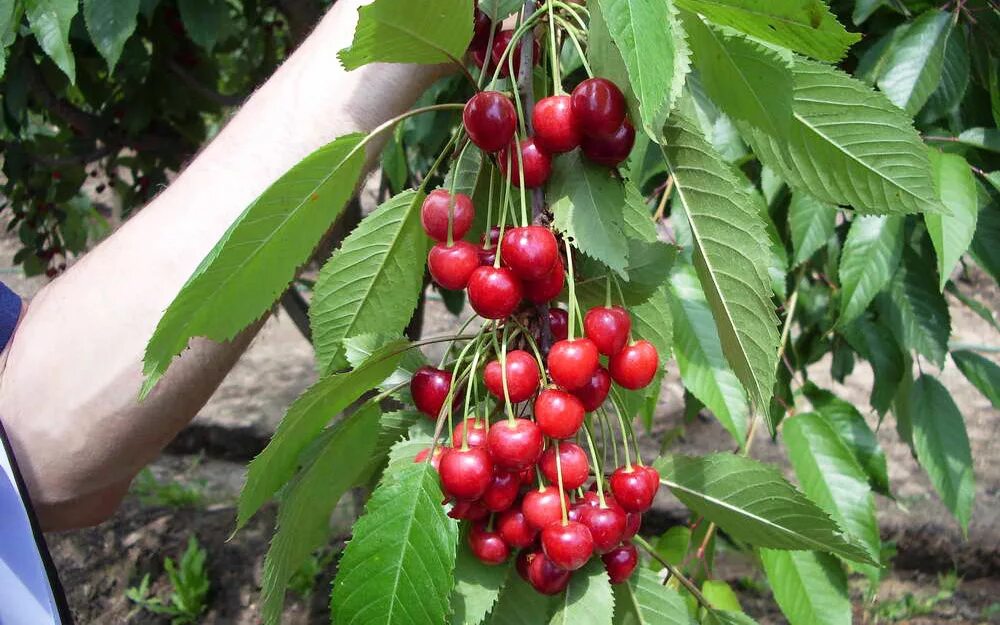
925, 150, 978, 290
142, 133, 366, 396
444, 145, 484, 198
669, 261, 750, 446
788, 193, 836, 266
310, 191, 430, 374
877, 10, 953, 114
386, 420, 436, 474
83, 0, 139, 71
760, 549, 850, 625
613, 568, 695, 625
654, 454, 877, 565
477, 0, 521, 20
852, 0, 884, 25
909, 375, 975, 533
951, 350, 1000, 410
674, 0, 859, 62
956, 128, 1000, 154
970, 202, 1000, 283
704, 611, 759, 625
921, 26, 969, 122
841, 316, 903, 417
837, 215, 904, 327
178, 0, 229, 52
742, 59, 945, 216
660, 103, 780, 416
623, 182, 659, 243
345, 333, 428, 394
701, 581, 741, 611
629, 283, 674, 363
451, 543, 510, 625
338, 0, 474, 70
331, 462, 459, 625
236, 340, 406, 530
488, 570, 555, 625
549, 559, 614, 625
26, 0, 77, 82
946, 281, 1000, 333
358, 409, 424, 486
650, 526, 691, 571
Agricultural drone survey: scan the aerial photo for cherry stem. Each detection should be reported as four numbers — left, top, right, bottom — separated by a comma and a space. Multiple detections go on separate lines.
547, 2, 562, 95
599, 409, 619, 469
447, 142, 470, 246
605, 274, 612, 308
487, 5, 547, 88
633, 536, 715, 611
552, 15, 592, 77
554, 440, 569, 525
582, 418, 607, 507
495, 152, 513, 269
515, 134, 530, 226
484, 168, 495, 250
511, 317, 549, 386
491, 324, 517, 424
564, 238, 577, 341
438, 316, 485, 367
609, 390, 636, 468
476, 20, 500, 89
462, 347, 484, 449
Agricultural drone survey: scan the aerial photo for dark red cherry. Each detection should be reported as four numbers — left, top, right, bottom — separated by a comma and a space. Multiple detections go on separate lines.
532, 95, 581, 153
527, 551, 571, 594
471, 8, 492, 48
439, 447, 493, 501
516, 549, 536, 581
469, 521, 510, 565
467, 265, 522, 319
602, 541, 638, 584
534, 389, 586, 439
623, 511, 642, 539
541, 521, 594, 571
581, 504, 627, 553
501, 225, 559, 280
487, 418, 543, 471
609, 340, 659, 389
547, 338, 600, 390
548, 308, 569, 342
584, 306, 631, 356
482, 226, 501, 248
571, 78, 627, 138
452, 418, 488, 448
523, 256, 565, 304
414, 446, 444, 471
572, 366, 611, 411
490, 29, 540, 79
581, 119, 635, 167
464, 91, 517, 153
428, 241, 480, 290
522, 486, 569, 530
539, 442, 590, 489
410, 366, 453, 418
449, 500, 490, 521
609, 465, 656, 512
497, 507, 539, 548
498, 138, 552, 188
484, 349, 540, 403
478, 245, 497, 266
421, 189, 475, 242
482, 469, 521, 512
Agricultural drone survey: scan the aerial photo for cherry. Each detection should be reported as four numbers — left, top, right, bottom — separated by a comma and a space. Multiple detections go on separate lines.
602, 542, 638, 584
609, 465, 657, 512
581, 504, 627, 553
469, 521, 510, 565
478, 245, 497, 266
548, 308, 569, 342
420, 189, 474, 242
410, 366, 453, 418
482, 469, 521, 512
449, 500, 489, 521
639, 465, 660, 493
428, 241, 479, 290
500, 225, 559, 281
522, 486, 569, 530
484, 349, 541, 403
523, 256, 565, 304
623, 511, 641, 540
584, 306, 631, 356
539, 442, 590, 489
609, 340, 659, 389
452, 418, 488, 448
547, 338, 600, 390
541, 521, 594, 571
527, 551, 571, 595
498, 138, 552, 188
487, 418, 543, 471
490, 30, 540, 78
463, 91, 517, 153
572, 366, 611, 412
467, 266, 522, 319
497, 507, 539, 548
534, 389, 585, 439
516, 549, 536, 581
532, 95, 582, 153
580, 118, 635, 167
414, 446, 444, 471
439, 447, 493, 501
571, 78, 627, 138
471, 8, 492, 48
482, 226, 501, 248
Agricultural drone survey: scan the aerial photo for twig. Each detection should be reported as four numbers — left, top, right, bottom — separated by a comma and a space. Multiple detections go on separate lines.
634, 536, 715, 610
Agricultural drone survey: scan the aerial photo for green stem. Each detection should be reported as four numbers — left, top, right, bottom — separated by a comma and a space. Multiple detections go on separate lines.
633, 536, 714, 610
582, 418, 607, 507
564, 238, 577, 341
554, 440, 569, 524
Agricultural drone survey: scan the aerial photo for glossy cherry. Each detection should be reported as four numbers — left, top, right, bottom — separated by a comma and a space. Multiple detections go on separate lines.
639, 464, 661, 493
439, 447, 493, 501
486, 418, 543, 471
522, 486, 569, 530
410, 366, 453, 419
539, 442, 590, 489
498, 138, 552, 188
534, 389, 585, 439
413, 446, 444, 471
609, 340, 659, 389
580, 118, 635, 167
527, 551, 571, 595
623, 511, 642, 539
467, 265, 522, 319
428, 241, 480, 290
548, 308, 569, 342
532, 95, 581, 153
609, 465, 657, 512
484, 349, 540, 403
482, 469, 521, 512
500, 225, 559, 281
452, 418, 488, 448
420, 189, 474, 242
482, 225, 501, 248
547, 338, 600, 390
471, 8, 492, 48
463, 91, 517, 153
572, 366, 611, 412
602, 542, 638, 584
581, 504, 627, 553
469, 521, 510, 565
497, 507, 539, 548
571, 78, 627, 138
584, 306, 631, 356
448, 500, 489, 521
523, 256, 565, 304
541, 521, 594, 571
490, 29, 540, 78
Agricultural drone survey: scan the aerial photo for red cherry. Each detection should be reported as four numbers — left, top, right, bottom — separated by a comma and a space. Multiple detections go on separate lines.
532, 95, 582, 153
477, 245, 496, 267
541, 521, 594, 571
467, 266, 522, 319
581, 504, 627, 553
581, 118, 635, 167
547, 338, 600, 390
497, 507, 539, 548
548, 308, 569, 342
410, 366, 453, 418
584, 306, 631, 356
469, 521, 510, 565
484, 349, 541, 403
602, 542, 638, 584
609, 465, 656, 512
519, 467, 535, 486
539, 442, 590, 490
572, 366, 611, 412
523, 256, 565, 304
609, 340, 659, 389
501, 225, 559, 280
464, 91, 517, 153
449, 500, 489, 521
482, 226, 501, 248
482, 469, 521, 512
527, 551, 571, 594
639, 465, 660, 492
428, 241, 479, 290
421, 189, 475, 242
487, 418, 543, 471
452, 418, 488, 448
471, 8, 492, 48
516, 549, 536, 581
498, 138, 552, 188
490, 30, 540, 78
534, 389, 585, 439
622, 511, 642, 539
470, 42, 490, 70
440, 447, 493, 501
571, 78, 627, 138
414, 446, 444, 471
578, 490, 603, 508
522, 486, 569, 530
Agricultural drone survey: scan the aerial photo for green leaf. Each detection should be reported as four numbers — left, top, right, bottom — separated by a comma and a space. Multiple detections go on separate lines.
345, 333, 428, 395
760, 549, 850, 625
951, 350, 1000, 410
549, 559, 615, 625
629, 283, 674, 366
660, 103, 780, 415
488, 570, 555, 625
386, 421, 436, 475
877, 246, 951, 368
547, 150, 629, 277
956, 128, 1000, 154
236, 340, 406, 530
841, 315, 904, 415
26, 0, 78, 82
142, 133, 366, 396
83, 0, 139, 71
260, 403, 380, 625
701, 581, 741, 612
654, 454, 877, 565
477, 0, 521, 20
852, 0, 884, 25
623, 182, 659, 243
921, 25, 969, 122
876, 10, 953, 114
444, 145, 485, 198
704, 611, 759, 625
310, 191, 430, 374
788, 193, 836, 266
649, 526, 691, 572
836, 215, 904, 327
613, 568, 695, 625
946, 282, 1000, 333
925, 150, 978, 290
970, 202, 1000, 283
909, 374, 975, 533
742, 59, 945, 216
451, 543, 510, 625
673, 0, 860, 62
358, 409, 423, 486
330, 462, 459, 625
669, 261, 750, 446
338, 0, 474, 70
178, 0, 230, 51
680, 12, 794, 137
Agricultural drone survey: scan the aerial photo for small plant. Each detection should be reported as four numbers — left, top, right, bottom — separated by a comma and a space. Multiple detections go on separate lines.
870, 571, 960, 623
126, 536, 211, 625
286, 548, 339, 599
130, 465, 207, 509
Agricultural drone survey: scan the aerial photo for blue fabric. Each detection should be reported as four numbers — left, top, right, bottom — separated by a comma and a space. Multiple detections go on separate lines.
0, 281, 21, 352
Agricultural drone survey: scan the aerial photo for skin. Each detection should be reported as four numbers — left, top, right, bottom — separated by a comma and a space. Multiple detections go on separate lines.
0, 0, 451, 531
